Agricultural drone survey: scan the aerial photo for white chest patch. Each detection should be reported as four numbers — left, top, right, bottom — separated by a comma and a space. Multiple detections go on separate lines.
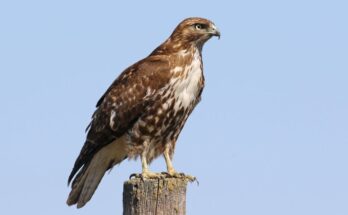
171, 49, 202, 110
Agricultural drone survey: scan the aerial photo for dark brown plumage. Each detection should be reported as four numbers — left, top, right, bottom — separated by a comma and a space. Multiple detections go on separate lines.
67, 17, 220, 208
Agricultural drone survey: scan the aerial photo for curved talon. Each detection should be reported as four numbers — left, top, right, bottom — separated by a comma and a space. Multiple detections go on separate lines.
129, 173, 140, 179
185, 175, 198, 184
161, 172, 171, 177
190, 177, 199, 186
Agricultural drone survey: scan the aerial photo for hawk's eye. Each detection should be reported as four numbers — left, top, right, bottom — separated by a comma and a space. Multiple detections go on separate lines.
195, 24, 203, 30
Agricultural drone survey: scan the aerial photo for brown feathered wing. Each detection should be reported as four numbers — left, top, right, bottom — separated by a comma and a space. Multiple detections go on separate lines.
67, 55, 171, 208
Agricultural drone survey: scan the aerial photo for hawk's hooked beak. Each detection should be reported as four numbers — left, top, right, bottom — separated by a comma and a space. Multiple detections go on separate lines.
209, 25, 221, 39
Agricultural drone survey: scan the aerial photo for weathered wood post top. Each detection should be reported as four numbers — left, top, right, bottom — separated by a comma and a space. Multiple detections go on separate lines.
123, 177, 192, 215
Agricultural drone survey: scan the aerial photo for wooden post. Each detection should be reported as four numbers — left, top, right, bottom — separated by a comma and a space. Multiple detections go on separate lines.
123, 178, 189, 215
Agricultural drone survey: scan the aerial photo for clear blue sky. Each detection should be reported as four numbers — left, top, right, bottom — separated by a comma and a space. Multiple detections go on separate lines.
1, 0, 347, 214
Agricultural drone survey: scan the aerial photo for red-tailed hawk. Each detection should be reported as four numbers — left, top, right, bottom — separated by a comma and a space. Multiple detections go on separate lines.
67, 17, 220, 208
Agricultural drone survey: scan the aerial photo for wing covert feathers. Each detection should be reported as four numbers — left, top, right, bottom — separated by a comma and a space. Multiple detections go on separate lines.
67, 56, 171, 186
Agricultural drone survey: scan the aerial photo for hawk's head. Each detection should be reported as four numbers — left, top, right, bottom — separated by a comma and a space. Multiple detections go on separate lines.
151, 17, 220, 55
171, 17, 220, 47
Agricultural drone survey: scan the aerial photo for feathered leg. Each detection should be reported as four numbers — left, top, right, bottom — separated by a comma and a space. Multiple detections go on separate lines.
163, 145, 196, 181
140, 152, 163, 178
130, 141, 163, 179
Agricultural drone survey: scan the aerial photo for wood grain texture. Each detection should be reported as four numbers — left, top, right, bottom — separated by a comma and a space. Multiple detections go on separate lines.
123, 178, 189, 215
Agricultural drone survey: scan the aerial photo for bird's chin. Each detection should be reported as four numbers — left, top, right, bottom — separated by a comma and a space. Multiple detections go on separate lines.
204, 34, 217, 42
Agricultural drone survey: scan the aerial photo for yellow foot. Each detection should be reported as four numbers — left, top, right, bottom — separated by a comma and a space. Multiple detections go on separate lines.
161, 171, 197, 183
129, 171, 164, 180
